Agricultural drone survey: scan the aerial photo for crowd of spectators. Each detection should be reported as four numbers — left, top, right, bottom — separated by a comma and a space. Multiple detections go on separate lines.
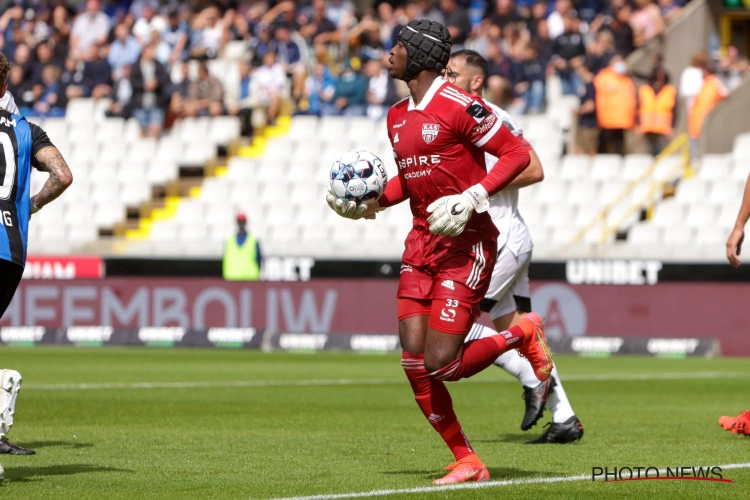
0, 0, 748, 145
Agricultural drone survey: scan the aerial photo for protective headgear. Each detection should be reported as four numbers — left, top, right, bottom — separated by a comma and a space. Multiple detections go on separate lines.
397, 19, 452, 82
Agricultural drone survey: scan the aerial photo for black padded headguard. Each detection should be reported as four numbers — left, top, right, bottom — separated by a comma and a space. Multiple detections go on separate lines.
397, 19, 452, 82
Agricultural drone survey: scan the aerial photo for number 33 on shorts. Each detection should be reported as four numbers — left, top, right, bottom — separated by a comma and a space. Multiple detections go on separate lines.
440, 299, 459, 323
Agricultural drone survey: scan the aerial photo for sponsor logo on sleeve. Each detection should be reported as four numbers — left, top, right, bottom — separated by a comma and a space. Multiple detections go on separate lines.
466, 101, 491, 123
470, 112, 497, 137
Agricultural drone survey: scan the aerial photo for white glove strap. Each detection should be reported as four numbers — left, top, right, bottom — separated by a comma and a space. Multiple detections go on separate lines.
463, 184, 490, 213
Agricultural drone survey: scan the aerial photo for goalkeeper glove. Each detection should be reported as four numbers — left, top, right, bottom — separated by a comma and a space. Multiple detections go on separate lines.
326, 187, 369, 220
426, 184, 490, 236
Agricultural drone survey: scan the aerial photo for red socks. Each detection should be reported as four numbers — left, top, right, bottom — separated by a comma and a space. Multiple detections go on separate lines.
401, 352, 474, 461
431, 324, 526, 382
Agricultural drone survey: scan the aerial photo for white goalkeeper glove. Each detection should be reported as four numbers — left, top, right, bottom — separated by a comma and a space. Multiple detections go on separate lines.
426, 184, 490, 236
326, 187, 369, 220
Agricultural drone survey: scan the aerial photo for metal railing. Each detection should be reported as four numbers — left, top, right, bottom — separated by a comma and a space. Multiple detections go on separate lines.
566, 134, 691, 250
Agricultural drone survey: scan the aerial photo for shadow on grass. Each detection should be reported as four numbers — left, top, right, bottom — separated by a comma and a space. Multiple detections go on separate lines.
475, 433, 535, 444
2, 464, 132, 483
19, 440, 94, 450
383, 466, 556, 481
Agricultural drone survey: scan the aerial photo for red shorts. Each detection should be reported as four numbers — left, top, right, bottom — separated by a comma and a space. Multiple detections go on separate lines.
397, 240, 497, 334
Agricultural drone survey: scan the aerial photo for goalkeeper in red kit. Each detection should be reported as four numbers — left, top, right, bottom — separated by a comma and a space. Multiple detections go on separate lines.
326, 20, 553, 484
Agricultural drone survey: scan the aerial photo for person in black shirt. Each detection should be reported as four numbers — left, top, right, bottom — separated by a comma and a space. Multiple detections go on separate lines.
573, 62, 598, 155
516, 43, 547, 114
551, 12, 585, 95
440, 0, 472, 46
489, 0, 522, 29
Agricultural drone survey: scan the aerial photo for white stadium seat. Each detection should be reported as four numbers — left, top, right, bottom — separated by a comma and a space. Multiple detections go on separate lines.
95, 118, 125, 145
622, 155, 652, 181
208, 116, 241, 145
559, 155, 590, 181
698, 154, 732, 181
628, 224, 661, 245
66, 99, 96, 124
650, 200, 684, 227
674, 179, 709, 205
708, 180, 742, 205
684, 203, 717, 228
662, 226, 693, 245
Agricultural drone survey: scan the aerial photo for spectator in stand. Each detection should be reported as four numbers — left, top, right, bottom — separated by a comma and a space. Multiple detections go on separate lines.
105, 63, 133, 118
718, 45, 748, 92
547, 0, 572, 40
587, 29, 617, 74
108, 22, 141, 78
573, 62, 598, 156
299, 0, 341, 48
132, 5, 167, 47
594, 55, 636, 155
159, 7, 189, 67
31, 64, 65, 117
688, 60, 728, 157
302, 62, 336, 116
631, 0, 664, 47
169, 62, 191, 119
51, 5, 72, 56
60, 56, 85, 100
189, 6, 226, 60
183, 61, 224, 117
7, 65, 34, 113
130, 43, 171, 138
485, 40, 518, 106
440, 0, 471, 47
365, 56, 399, 120
83, 43, 112, 99
638, 67, 676, 156
490, 0, 522, 30
324, 59, 368, 117
347, 14, 385, 62
527, 1, 549, 39
552, 11, 586, 95
419, 0, 445, 25
255, 50, 286, 125
70, 0, 110, 60
516, 42, 547, 114
326, 0, 356, 27
13, 43, 32, 80
30, 43, 60, 85
680, 50, 708, 122
376, 2, 400, 51
228, 59, 255, 137
658, 0, 682, 22
600, 4, 635, 58
270, 26, 308, 102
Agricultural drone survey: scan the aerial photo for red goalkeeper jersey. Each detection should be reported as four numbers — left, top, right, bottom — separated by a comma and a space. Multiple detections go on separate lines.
379, 78, 530, 267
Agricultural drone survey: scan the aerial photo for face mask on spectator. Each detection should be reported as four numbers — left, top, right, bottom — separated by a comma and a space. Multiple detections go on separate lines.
613, 61, 627, 75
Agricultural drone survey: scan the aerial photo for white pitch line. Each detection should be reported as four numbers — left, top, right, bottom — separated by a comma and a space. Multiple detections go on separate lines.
264, 463, 750, 500
21, 371, 749, 391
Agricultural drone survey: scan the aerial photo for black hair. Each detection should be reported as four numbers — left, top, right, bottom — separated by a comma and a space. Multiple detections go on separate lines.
450, 49, 488, 80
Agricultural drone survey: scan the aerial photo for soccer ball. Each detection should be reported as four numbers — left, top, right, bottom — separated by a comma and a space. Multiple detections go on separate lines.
329, 150, 388, 205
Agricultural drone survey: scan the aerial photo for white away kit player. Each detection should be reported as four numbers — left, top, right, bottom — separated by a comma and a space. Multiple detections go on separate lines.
447, 50, 583, 443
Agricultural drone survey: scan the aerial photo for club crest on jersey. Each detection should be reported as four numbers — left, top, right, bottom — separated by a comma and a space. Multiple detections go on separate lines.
422, 124, 439, 144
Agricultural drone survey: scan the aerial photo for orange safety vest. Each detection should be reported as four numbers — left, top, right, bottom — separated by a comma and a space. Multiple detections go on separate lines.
638, 84, 676, 135
594, 67, 637, 130
689, 75, 727, 139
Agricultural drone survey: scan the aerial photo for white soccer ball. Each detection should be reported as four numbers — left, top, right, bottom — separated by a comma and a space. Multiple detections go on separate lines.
329, 150, 388, 205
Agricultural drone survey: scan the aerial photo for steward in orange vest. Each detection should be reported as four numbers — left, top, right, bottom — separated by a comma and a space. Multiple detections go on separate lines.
594, 57, 637, 154
689, 68, 727, 140
638, 68, 676, 155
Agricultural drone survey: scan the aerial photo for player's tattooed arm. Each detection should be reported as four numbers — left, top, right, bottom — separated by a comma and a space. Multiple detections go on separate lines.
32, 146, 73, 210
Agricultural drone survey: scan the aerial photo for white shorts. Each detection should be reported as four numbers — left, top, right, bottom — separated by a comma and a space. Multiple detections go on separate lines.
480, 246, 532, 320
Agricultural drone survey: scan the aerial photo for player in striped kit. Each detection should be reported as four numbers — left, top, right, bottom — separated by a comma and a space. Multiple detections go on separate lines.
447, 50, 583, 444
0, 54, 74, 478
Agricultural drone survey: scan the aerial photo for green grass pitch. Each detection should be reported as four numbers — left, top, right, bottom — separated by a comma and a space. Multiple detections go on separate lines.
1, 347, 749, 499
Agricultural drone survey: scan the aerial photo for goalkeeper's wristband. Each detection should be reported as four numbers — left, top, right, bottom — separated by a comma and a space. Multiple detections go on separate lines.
30, 197, 41, 214
463, 184, 489, 213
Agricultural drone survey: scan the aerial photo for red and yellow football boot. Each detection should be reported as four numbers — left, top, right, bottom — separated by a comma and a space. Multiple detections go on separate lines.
518, 313, 553, 382
433, 455, 490, 485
